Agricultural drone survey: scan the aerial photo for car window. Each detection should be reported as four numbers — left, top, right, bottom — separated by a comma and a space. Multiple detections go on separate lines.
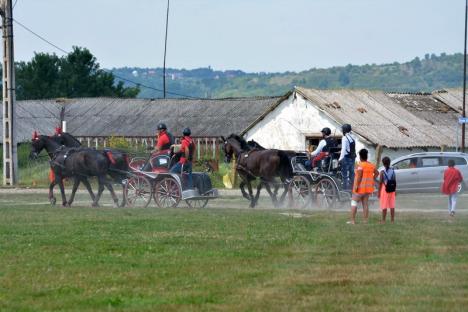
418, 157, 441, 168
393, 158, 417, 169
442, 157, 467, 166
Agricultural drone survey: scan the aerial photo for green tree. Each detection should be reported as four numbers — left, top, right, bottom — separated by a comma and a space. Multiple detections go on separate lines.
16, 53, 61, 100
15, 47, 139, 100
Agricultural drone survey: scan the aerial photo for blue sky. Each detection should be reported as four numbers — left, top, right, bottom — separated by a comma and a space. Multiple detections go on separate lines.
13, 0, 464, 72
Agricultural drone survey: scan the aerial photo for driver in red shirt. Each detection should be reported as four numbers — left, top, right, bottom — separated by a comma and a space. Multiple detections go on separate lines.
153, 123, 173, 153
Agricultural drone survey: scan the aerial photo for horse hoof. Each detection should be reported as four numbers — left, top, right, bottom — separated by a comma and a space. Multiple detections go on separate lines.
92, 203, 99, 208
50, 198, 56, 205
62, 202, 69, 207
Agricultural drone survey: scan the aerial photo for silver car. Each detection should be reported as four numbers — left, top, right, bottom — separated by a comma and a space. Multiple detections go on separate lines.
381, 152, 468, 193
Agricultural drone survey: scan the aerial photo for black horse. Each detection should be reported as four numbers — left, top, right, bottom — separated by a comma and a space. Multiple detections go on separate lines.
53, 132, 130, 198
221, 134, 293, 208
30, 134, 121, 207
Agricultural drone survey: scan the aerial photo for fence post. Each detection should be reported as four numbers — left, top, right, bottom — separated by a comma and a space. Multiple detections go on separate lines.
212, 138, 216, 159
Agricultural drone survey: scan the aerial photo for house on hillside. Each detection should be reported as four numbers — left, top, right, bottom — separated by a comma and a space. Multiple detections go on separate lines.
242, 87, 463, 162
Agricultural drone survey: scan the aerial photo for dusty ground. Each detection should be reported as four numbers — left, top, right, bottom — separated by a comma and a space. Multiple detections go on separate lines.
0, 187, 466, 214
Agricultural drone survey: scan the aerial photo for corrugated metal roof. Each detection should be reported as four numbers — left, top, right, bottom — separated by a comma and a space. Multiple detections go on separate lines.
0, 100, 63, 143
295, 87, 460, 148
1, 96, 285, 143
432, 88, 465, 113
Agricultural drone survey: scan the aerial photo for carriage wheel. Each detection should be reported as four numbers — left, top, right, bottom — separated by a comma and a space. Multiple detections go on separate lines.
153, 177, 182, 208
124, 175, 152, 208
288, 176, 312, 209
315, 177, 338, 209
185, 199, 209, 209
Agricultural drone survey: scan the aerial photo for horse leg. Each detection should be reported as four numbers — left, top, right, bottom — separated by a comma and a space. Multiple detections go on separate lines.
277, 181, 290, 207
253, 181, 263, 207
56, 176, 68, 207
48, 181, 57, 205
118, 184, 126, 208
263, 181, 279, 207
104, 181, 120, 208
81, 178, 96, 203
92, 177, 105, 207
67, 177, 81, 206
245, 181, 256, 208
239, 180, 252, 201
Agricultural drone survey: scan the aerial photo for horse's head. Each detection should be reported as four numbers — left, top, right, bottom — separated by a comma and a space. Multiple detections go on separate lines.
30, 132, 46, 160
30, 132, 61, 160
221, 134, 247, 163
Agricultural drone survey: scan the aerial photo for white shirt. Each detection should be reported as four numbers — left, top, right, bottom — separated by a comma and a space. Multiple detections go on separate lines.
339, 133, 355, 161
311, 139, 327, 157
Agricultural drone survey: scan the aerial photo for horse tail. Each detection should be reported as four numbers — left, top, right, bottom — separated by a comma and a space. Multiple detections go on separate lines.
278, 150, 293, 180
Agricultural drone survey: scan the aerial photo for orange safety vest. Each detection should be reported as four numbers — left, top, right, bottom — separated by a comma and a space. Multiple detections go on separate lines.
353, 161, 376, 194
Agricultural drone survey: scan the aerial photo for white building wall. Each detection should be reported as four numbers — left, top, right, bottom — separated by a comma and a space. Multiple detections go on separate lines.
243, 91, 450, 164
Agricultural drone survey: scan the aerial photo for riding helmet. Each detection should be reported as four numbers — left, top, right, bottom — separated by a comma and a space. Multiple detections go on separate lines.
341, 124, 352, 134
157, 123, 167, 130
183, 127, 191, 136
321, 127, 332, 136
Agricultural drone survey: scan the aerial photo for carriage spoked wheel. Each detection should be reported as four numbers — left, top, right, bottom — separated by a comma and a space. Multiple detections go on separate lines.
153, 177, 182, 208
124, 175, 153, 208
314, 177, 338, 209
288, 176, 312, 209
185, 198, 209, 209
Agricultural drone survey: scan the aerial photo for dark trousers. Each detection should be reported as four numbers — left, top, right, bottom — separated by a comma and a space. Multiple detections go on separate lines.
341, 157, 355, 191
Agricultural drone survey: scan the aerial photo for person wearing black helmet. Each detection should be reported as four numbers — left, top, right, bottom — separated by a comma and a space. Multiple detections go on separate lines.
170, 127, 195, 189
153, 122, 174, 153
339, 123, 356, 190
306, 127, 337, 169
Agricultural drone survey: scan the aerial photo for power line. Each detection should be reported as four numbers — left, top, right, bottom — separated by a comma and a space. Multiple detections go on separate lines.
12, 18, 203, 99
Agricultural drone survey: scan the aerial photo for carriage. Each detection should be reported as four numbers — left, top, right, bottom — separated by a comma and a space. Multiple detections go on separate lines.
287, 147, 354, 209
124, 151, 219, 208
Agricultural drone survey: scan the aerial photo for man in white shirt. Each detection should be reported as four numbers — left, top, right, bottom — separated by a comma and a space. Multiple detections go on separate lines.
339, 124, 356, 190
304, 128, 337, 170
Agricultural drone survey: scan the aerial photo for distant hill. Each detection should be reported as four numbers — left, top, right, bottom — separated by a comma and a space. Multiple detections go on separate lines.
111, 52, 465, 99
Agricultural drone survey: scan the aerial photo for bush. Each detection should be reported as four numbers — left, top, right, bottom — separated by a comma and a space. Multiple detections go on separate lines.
108, 136, 131, 150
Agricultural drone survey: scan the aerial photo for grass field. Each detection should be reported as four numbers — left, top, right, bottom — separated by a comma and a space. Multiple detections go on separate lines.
1, 193, 468, 311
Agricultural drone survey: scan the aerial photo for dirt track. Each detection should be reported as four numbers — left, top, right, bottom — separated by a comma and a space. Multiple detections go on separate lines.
0, 187, 466, 213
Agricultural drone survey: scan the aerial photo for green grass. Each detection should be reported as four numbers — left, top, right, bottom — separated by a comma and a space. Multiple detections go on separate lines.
1, 195, 468, 311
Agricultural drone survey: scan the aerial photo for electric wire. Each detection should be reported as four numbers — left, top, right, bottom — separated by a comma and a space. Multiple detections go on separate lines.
12, 18, 203, 99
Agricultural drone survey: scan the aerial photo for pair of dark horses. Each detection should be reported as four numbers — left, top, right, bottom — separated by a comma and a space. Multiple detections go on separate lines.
30, 132, 129, 207
221, 134, 293, 208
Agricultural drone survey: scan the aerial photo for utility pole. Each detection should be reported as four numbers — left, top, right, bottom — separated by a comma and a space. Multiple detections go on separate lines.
1, 0, 17, 185
163, 0, 170, 98
463, 0, 467, 152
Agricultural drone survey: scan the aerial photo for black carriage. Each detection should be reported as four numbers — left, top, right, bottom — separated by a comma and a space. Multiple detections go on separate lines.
123, 152, 218, 208
287, 147, 352, 209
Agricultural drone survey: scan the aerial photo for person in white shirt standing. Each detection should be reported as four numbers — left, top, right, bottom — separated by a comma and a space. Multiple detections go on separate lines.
338, 124, 356, 191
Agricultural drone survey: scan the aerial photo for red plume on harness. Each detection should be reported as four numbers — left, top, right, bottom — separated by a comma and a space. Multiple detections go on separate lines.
32, 131, 39, 141
55, 127, 62, 135
105, 151, 117, 165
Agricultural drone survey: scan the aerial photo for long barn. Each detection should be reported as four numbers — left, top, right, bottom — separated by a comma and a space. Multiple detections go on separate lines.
1, 88, 466, 162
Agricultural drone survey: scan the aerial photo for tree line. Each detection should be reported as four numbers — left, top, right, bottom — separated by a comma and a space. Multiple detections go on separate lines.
9, 47, 140, 100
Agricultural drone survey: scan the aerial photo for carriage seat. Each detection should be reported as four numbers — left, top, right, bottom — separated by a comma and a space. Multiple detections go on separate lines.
150, 154, 171, 173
